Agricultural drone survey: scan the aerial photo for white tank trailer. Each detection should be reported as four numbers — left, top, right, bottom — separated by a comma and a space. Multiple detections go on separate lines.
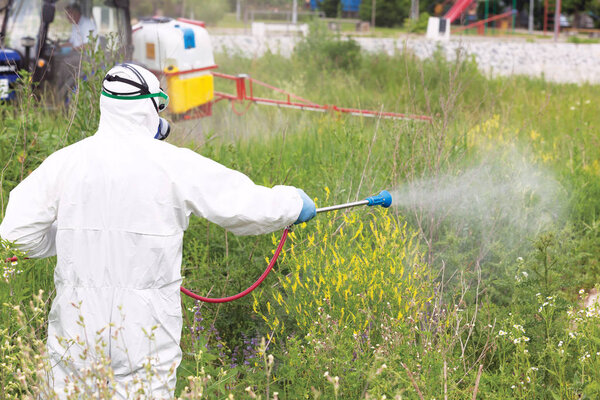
132, 17, 216, 114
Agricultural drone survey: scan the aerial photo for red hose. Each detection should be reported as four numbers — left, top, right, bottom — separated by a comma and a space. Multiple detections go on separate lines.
5, 229, 290, 304
180, 228, 289, 303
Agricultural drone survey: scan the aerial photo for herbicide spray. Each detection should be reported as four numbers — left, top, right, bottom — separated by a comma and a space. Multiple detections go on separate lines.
388, 151, 565, 256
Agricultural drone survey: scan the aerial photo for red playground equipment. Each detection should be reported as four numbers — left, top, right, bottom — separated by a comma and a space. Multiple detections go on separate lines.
453, 10, 516, 34
427, 0, 516, 38
444, 0, 477, 23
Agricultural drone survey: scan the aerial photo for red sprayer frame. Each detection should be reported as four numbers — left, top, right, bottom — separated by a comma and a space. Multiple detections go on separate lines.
210, 72, 432, 122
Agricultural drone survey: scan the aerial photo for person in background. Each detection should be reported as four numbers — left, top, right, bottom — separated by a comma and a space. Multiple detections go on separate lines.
0, 63, 316, 399
466, 3, 478, 25
64, 2, 97, 50
55, 3, 98, 99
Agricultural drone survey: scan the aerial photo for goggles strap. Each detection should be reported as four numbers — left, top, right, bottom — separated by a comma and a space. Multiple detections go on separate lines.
122, 63, 159, 113
102, 63, 160, 113
102, 75, 150, 95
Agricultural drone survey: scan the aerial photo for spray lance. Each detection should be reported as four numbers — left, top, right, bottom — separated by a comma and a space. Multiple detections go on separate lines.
4, 191, 392, 303
181, 190, 393, 303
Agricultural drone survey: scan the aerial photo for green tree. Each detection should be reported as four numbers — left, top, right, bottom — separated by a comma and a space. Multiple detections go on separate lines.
129, 0, 227, 23
319, 0, 341, 17
188, 0, 228, 24
561, 0, 600, 17
359, 0, 411, 27
130, 0, 179, 18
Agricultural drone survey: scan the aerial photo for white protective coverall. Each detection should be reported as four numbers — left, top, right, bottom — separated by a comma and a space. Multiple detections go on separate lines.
0, 64, 303, 398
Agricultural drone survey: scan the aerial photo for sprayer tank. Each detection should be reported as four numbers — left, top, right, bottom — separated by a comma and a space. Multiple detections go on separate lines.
132, 17, 216, 114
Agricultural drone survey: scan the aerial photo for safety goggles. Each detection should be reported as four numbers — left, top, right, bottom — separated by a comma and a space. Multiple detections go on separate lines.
101, 63, 169, 113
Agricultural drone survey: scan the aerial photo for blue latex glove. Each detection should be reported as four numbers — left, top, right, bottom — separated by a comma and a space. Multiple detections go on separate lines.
294, 189, 316, 224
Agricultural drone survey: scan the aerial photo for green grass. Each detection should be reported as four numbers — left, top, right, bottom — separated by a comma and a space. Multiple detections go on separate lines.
215, 12, 325, 30
215, 12, 405, 37
215, 12, 246, 28
2, 30, 600, 399
567, 35, 600, 44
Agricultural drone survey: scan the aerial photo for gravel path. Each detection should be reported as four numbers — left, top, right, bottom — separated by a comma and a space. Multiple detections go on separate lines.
211, 35, 600, 84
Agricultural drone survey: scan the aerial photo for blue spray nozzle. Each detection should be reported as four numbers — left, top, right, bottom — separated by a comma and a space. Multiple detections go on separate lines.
365, 190, 393, 208
315, 190, 393, 214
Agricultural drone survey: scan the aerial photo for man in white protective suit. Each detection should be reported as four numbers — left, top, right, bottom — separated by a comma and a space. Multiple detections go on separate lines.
0, 63, 316, 399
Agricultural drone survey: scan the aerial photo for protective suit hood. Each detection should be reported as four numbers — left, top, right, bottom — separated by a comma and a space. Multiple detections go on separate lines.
98, 63, 160, 139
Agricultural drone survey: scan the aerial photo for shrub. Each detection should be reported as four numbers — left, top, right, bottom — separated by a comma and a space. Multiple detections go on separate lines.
293, 22, 361, 70
188, 0, 227, 26
359, 0, 411, 27
404, 12, 431, 33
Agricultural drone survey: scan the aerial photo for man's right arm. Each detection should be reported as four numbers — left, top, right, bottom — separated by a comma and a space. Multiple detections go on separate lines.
173, 148, 304, 236
0, 158, 60, 258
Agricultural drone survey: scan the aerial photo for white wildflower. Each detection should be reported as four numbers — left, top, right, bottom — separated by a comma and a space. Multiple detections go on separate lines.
65, 382, 76, 394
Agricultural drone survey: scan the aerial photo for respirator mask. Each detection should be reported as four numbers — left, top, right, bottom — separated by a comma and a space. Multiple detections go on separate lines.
156, 117, 171, 140
101, 63, 171, 141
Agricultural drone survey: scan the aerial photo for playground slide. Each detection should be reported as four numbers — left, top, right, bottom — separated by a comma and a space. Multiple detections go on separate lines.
444, 0, 476, 22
